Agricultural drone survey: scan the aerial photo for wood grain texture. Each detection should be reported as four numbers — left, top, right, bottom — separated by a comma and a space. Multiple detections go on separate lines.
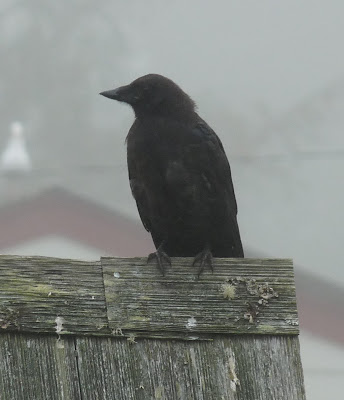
102, 257, 299, 339
0, 333, 81, 400
0, 332, 306, 400
0, 255, 109, 335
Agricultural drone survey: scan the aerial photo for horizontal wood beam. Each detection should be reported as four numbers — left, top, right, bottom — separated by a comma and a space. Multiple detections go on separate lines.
0, 255, 298, 339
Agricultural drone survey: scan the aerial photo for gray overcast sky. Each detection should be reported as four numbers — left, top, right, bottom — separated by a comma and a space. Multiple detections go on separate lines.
113, 0, 344, 116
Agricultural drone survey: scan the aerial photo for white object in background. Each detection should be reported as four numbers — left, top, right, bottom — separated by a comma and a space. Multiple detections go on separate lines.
1, 122, 32, 173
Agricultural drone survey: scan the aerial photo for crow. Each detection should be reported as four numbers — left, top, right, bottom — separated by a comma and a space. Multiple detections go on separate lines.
100, 74, 244, 275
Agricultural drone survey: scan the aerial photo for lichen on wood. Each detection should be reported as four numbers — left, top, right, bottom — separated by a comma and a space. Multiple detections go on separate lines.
102, 257, 298, 338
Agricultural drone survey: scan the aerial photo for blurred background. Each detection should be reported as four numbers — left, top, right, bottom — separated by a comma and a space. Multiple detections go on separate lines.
1, 1, 343, 398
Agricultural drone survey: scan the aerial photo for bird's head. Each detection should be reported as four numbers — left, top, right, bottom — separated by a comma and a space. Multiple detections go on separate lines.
100, 74, 196, 120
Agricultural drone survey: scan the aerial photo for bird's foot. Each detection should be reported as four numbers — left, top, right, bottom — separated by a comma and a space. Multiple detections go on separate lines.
147, 247, 171, 276
192, 246, 213, 277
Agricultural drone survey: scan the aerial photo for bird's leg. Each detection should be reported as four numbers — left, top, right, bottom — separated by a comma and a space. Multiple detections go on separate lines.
192, 244, 213, 277
147, 241, 171, 276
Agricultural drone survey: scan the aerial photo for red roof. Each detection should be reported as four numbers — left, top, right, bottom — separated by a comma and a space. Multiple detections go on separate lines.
0, 187, 153, 256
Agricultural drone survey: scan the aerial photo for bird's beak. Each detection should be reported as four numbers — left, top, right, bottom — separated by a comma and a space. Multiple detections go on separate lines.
100, 84, 138, 104
99, 87, 124, 100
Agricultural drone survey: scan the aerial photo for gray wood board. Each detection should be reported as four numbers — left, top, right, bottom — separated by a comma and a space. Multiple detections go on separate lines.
0, 332, 306, 400
0, 255, 109, 335
0, 332, 81, 400
0, 255, 299, 338
102, 257, 299, 338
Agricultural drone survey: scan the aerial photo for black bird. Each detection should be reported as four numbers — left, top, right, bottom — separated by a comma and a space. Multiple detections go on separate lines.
100, 74, 244, 275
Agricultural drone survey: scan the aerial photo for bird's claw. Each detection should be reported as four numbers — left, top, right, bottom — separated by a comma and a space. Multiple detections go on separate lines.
192, 248, 213, 277
147, 249, 171, 276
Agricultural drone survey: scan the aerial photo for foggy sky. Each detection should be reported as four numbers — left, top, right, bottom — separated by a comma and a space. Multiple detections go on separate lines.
110, 0, 344, 116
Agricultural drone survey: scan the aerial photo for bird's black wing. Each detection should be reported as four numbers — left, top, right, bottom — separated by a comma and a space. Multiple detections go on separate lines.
165, 118, 238, 215
128, 169, 152, 233
163, 118, 243, 256
193, 118, 238, 213
127, 122, 167, 249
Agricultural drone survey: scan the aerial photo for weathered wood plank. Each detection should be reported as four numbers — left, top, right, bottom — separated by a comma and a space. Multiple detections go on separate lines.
0, 332, 81, 400
102, 257, 299, 338
0, 332, 306, 400
0, 255, 298, 338
82, 335, 305, 399
0, 255, 109, 335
